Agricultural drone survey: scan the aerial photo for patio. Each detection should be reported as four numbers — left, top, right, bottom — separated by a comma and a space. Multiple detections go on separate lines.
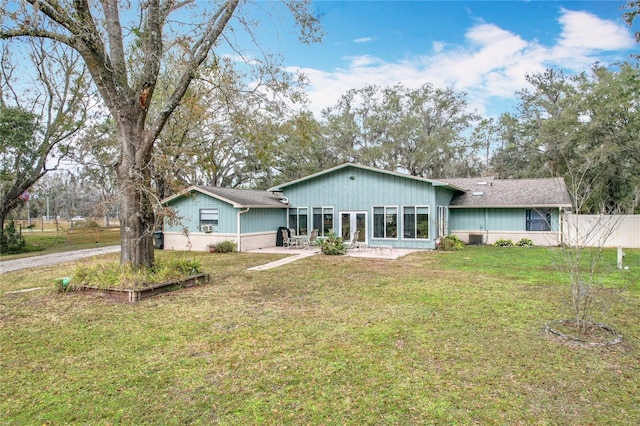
246, 246, 420, 270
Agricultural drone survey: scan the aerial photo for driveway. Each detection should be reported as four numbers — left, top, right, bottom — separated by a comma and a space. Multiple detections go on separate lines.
0, 246, 121, 274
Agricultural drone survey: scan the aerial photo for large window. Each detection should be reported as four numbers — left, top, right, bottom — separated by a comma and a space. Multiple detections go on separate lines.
373, 206, 398, 239
200, 209, 219, 232
288, 207, 308, 235
403, 206, 429, 239
313, 207, 334, 236
526, 209, 551, 231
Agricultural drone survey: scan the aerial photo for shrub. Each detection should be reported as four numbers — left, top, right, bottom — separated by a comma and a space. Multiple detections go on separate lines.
0, 221, 27, 254
70, 219, 99, 228
72, 257, 201, 289
439, 235, 464, 251
494, 238, 514, 247
214, 240, 237, 253
516, 238, 534, 247
319, 231, 347, 255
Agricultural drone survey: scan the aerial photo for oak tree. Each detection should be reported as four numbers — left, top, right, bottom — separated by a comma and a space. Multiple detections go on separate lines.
1, 0, 320, 268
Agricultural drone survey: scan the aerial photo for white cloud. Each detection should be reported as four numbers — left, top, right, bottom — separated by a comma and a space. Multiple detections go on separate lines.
353, 37, 375, 43
549, 9, 636, 69
556, 9, 635, 51
291, 9, 635, 118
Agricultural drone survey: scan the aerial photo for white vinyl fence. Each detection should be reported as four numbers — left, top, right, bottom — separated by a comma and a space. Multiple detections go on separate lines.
562, 214, 640, 248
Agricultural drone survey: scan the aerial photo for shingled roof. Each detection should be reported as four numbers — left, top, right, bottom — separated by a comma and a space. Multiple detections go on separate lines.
445, 177, 572, 208
162, 185, 288, 208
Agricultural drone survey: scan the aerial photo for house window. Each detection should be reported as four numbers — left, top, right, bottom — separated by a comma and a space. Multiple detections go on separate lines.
288, 207, 308, 235
526, 209, 551, 231
313, 207, 334, 236
373, 206, 398, 239
403, 206, 429, 239
200, 209, 219, 232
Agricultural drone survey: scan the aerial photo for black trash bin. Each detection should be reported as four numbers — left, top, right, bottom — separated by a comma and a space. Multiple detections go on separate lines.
276, 226, 290, 247
153, 231, 164, 249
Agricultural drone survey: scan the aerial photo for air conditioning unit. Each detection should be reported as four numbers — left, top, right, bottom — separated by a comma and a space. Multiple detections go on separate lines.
201, 225, 213, 233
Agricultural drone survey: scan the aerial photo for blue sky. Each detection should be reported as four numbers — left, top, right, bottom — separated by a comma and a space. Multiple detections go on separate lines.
251, 1, 638, 118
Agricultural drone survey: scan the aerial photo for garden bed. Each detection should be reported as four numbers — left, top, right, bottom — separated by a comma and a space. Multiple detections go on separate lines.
545, 319, 623, 346
75, 273, 210, 303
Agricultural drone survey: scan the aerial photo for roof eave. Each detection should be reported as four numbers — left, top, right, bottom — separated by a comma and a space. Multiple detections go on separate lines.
160, 185, 199, 205
448, 204, 572, 209
161, 186, 284, 209
239, 204, 289, 209
268, 163, 463, 192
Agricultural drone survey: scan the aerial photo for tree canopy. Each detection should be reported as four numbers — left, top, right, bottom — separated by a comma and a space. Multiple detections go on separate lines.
1, 0, 321, 267
491, 64, 640, 213
0, 39, 90, 250
321, 83, 480, 178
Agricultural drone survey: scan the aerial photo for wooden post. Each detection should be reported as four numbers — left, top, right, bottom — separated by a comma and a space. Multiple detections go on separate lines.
617, 246, 625, 270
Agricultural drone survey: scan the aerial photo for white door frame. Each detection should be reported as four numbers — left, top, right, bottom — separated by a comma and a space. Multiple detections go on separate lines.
339, 211, 367, 244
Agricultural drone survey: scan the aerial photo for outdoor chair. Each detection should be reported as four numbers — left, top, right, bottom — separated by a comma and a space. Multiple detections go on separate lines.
347, 230, 361, 251
281, 228, 298, 249
308, 229, 319, 247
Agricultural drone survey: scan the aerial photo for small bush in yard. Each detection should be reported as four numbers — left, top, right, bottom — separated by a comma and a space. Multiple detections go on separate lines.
439, 235, 464, 251
0, 221, 27, 254
214, 240, 237, 253
516, 238, 534, 247
494, 238, 515, 247
320, 231, 347, 255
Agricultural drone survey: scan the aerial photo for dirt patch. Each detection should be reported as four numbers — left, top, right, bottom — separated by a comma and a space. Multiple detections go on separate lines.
546, 319, 623, 347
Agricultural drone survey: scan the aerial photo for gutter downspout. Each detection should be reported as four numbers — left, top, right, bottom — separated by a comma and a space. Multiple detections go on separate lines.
237, 208, 250, 252
559, 207, 563, 246
484, 208, 489, 244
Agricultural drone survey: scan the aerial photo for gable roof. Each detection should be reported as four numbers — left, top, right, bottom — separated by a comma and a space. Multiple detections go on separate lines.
445, 177, 572, 208
162, 185, 288, 209
267, 163, 465, 192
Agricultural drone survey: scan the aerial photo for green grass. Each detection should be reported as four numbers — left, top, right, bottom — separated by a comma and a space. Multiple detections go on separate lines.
1, 247, 639, 424
1, 227, 120, 259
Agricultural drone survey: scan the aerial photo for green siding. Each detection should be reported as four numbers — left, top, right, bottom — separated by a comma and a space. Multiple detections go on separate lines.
435, 186, 455, 207
286, 167, 440, 210
450, 208, 561, 231
165, 191, 286, 234
240, 208, 287, 233
282, 165, 457, 249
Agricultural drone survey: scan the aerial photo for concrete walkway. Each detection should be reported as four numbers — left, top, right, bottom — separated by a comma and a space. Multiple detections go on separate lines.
247, 248, 320, 271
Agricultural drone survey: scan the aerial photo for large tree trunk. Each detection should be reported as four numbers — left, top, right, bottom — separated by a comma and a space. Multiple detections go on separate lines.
116, 125, 156, 268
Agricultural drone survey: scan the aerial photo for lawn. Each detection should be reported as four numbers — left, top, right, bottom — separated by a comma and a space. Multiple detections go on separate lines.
1, 247, 639, 425
1, 226, 121, 259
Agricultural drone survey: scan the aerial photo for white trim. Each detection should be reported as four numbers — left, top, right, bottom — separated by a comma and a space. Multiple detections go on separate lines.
338, 211, 368, 244
401, 205, 431, 241
237, 208, 250, 252
311, 206, 335, 236
371, 205, 399, 240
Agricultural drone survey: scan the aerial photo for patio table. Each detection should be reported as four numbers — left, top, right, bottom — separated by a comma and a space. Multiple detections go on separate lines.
291, 235, 311, 248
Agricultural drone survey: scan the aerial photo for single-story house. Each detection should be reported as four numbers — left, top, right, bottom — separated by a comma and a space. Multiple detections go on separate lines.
160, 163, 572, 251
445, 176, 572, 246
161, 186, 289, 252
